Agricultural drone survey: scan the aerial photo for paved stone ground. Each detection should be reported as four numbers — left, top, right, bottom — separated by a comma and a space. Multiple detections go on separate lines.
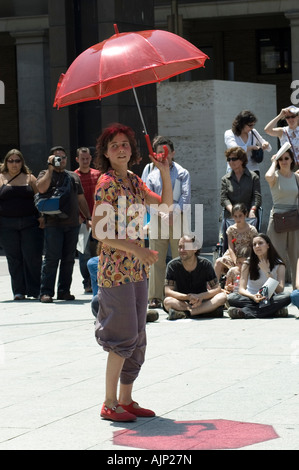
1, 254, 299, 453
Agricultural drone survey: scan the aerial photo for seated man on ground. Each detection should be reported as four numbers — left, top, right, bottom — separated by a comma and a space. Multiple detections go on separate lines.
163, 235, 227, 320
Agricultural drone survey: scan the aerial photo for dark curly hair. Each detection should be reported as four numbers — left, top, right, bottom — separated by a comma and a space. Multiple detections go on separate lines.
94, 123, 140, 173
231, 110, 257, 136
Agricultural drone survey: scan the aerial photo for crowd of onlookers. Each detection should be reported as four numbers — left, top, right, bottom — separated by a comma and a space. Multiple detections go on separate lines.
0, 106, 299, 321
2, 117, 299, 424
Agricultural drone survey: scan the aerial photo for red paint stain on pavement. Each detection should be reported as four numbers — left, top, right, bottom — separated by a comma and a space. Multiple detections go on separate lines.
113, 419, 279, 450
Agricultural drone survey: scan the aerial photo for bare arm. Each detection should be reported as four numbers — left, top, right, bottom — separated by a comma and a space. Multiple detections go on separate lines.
92, 204, 159, 266
36, 155, 56, 194
144, 155, 173, 208
227, 232, 237, 265
164, 285, 189, 302
274, 264, 285, 293
77, 193, 92, 227
264, 109, 286, 138
28, 174, 38, 194
265, 154, 278, 188
36, 167, 53, 194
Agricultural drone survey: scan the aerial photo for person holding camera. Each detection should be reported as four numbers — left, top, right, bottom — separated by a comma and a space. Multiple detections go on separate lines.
36, 146, 91, 303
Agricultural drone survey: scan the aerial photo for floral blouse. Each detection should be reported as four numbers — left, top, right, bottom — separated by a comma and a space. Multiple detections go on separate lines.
222, 224, 258, 269
94, 169, 151, 288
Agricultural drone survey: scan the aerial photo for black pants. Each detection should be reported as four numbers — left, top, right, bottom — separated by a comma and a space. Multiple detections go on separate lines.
227, 292, 291, 318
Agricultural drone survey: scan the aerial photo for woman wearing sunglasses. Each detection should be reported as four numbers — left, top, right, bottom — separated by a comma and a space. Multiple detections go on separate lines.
220, 146, 262, 220
265, 148, 299, 289
264, 106, 299, 170
0, 149, 44, 300
225, 109, 272, 176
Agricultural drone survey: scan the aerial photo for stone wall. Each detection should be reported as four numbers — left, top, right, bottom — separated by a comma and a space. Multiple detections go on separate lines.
157, 79, 277, 247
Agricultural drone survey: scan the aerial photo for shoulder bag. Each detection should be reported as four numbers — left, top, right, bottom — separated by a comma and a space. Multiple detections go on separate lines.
251, 131, 264, 163
34, 171, 73, 218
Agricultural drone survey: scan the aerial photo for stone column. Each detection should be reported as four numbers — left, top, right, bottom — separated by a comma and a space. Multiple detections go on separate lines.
10, 30, 50, 175
285, 11, 299, 83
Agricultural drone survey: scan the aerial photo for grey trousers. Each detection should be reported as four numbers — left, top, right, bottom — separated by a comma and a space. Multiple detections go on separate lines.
227, 292, 291, 318
267, 216, 299, 289
95, 275, 148, 384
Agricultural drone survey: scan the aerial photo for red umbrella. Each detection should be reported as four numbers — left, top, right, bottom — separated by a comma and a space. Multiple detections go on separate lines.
53, 25, 209, 155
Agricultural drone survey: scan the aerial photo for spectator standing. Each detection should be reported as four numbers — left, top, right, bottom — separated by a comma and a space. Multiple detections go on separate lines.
264, 105, 299, 169
0, 149, 44, 300
37, 146, 91, 303
224, 109, 272, 175
265, 148, 299, 288
74, 147, 100, 292
146, 136, 191, 311
220, 147, 262, 219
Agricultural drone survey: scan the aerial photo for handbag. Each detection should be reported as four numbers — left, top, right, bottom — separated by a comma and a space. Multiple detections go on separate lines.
273, 209, 299, 233
34, 171, 73, 218
251, 131, 264, 163
273, 176, 299, 233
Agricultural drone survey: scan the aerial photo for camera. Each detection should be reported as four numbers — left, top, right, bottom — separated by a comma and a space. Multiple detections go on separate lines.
54, 156, 61, 167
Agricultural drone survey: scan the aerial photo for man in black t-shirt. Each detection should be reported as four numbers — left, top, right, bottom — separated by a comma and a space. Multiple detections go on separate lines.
164, 235, 227, 320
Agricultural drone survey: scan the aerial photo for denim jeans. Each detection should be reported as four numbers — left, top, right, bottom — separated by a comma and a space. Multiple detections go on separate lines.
78, 231, 98, 288
0, 215, 43, 297
87, 256, 99, 296
40, 224, 80, 297
291, 289, 299, 308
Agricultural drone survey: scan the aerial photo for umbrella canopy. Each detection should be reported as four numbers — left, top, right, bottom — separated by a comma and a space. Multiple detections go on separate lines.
53, 25, 209, 155
54, 26, 208, 108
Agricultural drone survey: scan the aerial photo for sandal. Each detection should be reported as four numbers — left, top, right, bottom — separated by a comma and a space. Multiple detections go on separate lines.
148, 298, 162, 309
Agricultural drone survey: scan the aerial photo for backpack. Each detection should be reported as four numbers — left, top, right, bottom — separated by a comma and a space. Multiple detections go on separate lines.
34, 171, 73, 218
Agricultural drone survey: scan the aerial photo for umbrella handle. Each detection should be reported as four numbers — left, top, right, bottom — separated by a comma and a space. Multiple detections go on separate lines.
144, 134, 168, 161
145, 134, 154, 155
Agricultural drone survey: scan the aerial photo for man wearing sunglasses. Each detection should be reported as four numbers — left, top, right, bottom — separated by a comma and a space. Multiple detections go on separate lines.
264, 105, 299, 169
36, 146, 91, 303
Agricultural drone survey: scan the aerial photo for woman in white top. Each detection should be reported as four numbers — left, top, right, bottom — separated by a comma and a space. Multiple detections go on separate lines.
224, 110, 272, 175
264, 105, 299, 169
227, 233, 290, 318
265, 148, 299, 288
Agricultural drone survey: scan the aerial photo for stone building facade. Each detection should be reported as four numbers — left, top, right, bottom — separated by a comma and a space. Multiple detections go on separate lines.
1, 0, 299, 244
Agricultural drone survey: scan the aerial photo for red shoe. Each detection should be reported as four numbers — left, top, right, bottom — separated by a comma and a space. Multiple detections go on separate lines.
119, 401, 155, 417
100, 403, 136, 422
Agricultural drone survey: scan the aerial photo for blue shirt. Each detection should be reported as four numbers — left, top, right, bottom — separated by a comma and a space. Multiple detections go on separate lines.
146, 161, 191, 212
